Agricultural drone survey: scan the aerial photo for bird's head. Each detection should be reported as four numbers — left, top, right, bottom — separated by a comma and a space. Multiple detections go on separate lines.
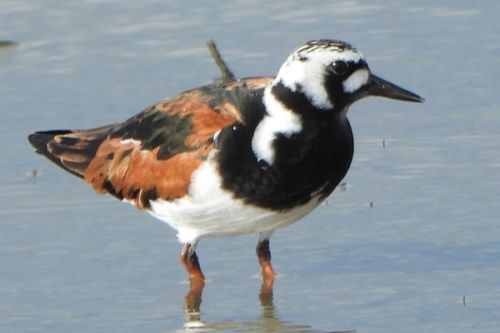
274, 39, 424, 112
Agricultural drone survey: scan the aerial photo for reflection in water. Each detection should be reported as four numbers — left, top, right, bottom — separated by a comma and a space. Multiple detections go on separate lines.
179, 280, 354, 333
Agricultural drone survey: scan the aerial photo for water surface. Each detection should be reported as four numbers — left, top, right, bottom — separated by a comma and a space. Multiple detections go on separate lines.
1, 1, 500, 332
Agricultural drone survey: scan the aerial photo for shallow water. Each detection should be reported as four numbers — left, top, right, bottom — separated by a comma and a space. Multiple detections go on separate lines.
2, 1, 500, 332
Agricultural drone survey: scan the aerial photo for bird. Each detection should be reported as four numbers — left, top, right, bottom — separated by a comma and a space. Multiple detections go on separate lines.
28, 39, 423, 286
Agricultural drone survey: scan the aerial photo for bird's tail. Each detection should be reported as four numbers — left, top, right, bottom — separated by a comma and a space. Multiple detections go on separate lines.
28, 128, 107, 178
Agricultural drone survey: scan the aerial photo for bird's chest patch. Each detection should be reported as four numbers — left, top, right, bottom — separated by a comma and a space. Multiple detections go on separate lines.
251, 88, 302, 165
216, 113, 353, 211
148, 159, 323, 243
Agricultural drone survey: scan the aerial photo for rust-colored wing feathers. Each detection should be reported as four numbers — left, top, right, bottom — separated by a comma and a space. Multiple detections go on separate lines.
83, 89, 238, 207
83, 137, 206, 208
29, 77, 273, 208
29, 88, 244, 208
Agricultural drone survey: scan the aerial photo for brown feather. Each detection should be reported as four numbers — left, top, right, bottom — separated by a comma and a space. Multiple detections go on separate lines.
29, 77, 274, 208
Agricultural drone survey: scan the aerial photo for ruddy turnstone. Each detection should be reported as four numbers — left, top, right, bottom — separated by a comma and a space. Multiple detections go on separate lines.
29, 39, 423, 284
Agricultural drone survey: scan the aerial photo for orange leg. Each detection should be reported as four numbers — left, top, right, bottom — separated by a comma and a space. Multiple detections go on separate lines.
180, 243, 205, 328
180, 243, 205, 284
183, 277, 204, 325
256, 238, 276, 290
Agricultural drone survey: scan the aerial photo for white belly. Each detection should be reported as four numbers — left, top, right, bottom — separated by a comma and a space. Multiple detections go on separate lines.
148, 159, 321, 244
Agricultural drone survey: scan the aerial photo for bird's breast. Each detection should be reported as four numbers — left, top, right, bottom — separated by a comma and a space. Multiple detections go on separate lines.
216, 113, 354, 210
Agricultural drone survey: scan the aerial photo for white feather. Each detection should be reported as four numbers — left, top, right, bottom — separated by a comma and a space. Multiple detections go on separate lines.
147, 42, 368, 244
119, 138, 141, 145
343, 69, 370, 93
149, 159, 320, 244
251, 88, 302, 165
276, 48, 365, 109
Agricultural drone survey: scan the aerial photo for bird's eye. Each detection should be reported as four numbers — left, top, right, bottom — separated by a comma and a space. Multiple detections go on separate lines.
330, 60, 348, 75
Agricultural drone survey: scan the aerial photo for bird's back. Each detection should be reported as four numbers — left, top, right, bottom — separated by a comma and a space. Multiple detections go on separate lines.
28, 77, 274, 209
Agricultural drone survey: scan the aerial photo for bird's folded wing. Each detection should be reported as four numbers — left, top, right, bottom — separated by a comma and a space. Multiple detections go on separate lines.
30, 87, 245, 208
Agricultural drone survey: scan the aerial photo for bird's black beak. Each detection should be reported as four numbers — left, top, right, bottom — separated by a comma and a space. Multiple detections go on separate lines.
366, 74, 424, 103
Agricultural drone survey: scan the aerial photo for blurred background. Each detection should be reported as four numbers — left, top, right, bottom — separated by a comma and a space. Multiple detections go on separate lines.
1, 1, 499, 332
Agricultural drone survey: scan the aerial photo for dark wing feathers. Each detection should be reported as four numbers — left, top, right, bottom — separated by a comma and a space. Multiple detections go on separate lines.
28, 77, 273, 208
28, 129, 87, 178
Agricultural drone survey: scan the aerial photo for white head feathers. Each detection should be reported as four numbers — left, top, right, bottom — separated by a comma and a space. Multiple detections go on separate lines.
274, 40, 368, 109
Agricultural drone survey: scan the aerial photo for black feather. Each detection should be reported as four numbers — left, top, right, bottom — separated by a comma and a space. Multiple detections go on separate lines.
28, 130, 89, 179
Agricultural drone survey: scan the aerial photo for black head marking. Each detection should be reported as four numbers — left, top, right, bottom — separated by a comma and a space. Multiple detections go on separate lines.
295, 39, 357, 54
298, 54, 308, 62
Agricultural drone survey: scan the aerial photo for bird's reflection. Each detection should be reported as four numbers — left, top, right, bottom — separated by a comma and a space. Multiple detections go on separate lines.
179, 279, 354, 333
